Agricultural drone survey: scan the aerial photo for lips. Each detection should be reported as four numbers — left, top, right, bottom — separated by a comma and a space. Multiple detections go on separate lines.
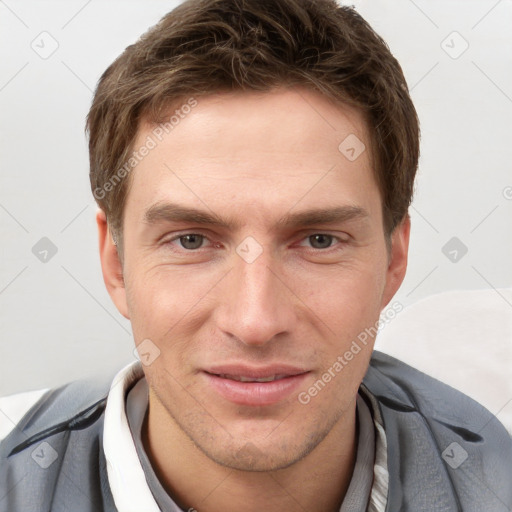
202, 364, 309, 406
205, 364, 308, 378
215, 373, 289, 383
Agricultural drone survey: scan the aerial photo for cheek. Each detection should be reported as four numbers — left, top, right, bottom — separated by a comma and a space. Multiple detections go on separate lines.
298, 259, 387, 343
124, 273, 197, 379
124, 262, 218, 344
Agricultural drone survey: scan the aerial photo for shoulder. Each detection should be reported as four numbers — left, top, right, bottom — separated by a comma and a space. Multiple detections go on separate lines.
364, 350, 512, 511
0, 371, 116, 512
366, 350, 510, 429
0, 388, 50, 442
0, 373, 112, 457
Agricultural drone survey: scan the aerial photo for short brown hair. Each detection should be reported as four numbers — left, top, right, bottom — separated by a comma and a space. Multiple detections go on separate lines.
86, 0, 419, 249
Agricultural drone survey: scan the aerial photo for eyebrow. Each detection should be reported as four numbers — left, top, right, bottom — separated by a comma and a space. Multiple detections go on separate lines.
143, 201, 369, 230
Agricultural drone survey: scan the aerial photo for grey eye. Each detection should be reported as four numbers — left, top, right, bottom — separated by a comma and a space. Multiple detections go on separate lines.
308, 234, 334, 249
179, 234, 204, 249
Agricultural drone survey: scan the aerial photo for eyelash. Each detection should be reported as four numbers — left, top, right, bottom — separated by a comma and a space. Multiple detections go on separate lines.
163, 232, 348, 252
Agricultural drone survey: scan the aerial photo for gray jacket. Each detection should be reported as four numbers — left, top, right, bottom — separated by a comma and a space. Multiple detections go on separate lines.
1, 351, 511, 511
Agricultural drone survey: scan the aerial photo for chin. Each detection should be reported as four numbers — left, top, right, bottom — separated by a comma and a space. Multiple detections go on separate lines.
194, 423, 331, 473
204, 444, 304, 472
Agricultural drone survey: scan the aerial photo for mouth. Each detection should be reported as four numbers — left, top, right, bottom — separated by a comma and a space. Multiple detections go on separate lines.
202, 365, 310, 406
213, 373, 291, 383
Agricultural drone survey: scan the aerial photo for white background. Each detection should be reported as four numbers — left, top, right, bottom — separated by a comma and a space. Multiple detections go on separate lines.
1, 0, 511, 395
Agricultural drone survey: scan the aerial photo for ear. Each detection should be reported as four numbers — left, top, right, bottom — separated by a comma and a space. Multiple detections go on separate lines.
96, 209, 130, 319
380, 214, 410, 310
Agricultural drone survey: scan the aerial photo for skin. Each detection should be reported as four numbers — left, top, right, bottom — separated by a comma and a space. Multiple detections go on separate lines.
97, 86, 410, 512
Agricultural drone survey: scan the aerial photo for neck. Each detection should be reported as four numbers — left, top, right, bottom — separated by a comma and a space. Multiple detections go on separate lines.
142, 392, 358, 512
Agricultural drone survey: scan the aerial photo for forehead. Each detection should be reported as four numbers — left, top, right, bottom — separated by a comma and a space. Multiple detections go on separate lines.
138, 87, 368, 164
125, 87, 380, 225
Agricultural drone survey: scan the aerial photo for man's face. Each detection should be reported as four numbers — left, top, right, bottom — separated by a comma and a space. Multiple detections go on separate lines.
100, 87, 408, 471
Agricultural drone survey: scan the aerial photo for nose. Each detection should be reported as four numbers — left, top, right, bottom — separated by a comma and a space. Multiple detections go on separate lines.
214, 244, 296, 347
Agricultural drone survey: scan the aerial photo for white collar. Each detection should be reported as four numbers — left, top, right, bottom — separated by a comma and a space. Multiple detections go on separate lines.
103, 360, 160, 512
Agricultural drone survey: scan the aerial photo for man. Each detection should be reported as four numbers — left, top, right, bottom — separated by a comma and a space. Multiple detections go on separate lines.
1, 0, 511, 510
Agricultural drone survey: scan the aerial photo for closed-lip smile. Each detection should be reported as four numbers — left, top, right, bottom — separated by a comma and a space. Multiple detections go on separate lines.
202, 364, 310, 406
